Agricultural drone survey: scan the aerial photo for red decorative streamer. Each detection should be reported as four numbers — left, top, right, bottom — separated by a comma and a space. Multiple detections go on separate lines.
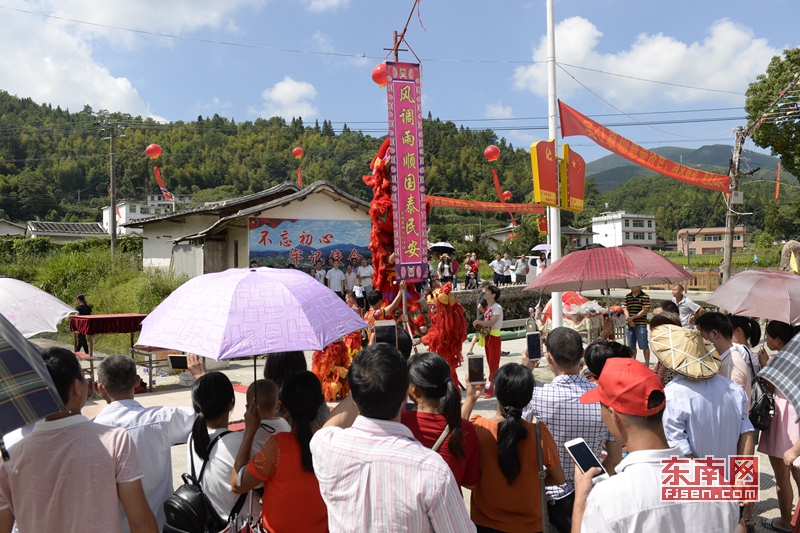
491, 168, 518, 226
427, 195, 545, 214
153, 166, 174, 202
297, 166, 303, 188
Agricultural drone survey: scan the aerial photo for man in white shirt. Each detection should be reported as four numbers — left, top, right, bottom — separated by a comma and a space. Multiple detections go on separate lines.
502, 252, 512, 285
310, 343, 475, 533
671, 284, 704, 328
326, 260, 346, 298
489, 253, 504, 286
514, 254, 529, 284
356, 257, 374, 295
94, 354, 206, 532
695, 312, 752, 400
0, 348, 157, 533
572, 358, 739, 533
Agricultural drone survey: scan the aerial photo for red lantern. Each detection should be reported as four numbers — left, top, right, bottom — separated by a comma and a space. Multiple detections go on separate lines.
502, 190, 512, 200
372, 63, 388, 87
292, 147, 304, 159
145, 144, 162, 159
484, 145, 500, 162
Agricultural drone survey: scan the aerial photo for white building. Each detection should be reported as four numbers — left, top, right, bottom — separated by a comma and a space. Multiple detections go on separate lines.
591, 211, 656, 250
26, 221, 107, 243
0, 219, 26, 237
101, 201, 175, 235
146, 194, 192, 209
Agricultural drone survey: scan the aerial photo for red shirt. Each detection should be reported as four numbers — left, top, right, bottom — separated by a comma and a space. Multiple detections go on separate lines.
247, 431, 328, 533
401, 410, 481, 487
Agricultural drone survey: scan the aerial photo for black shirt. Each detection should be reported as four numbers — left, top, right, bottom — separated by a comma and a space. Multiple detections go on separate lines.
76, 303, 92, 316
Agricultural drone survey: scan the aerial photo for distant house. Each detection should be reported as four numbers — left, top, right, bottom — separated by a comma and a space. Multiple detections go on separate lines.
676, 227, 745, 256
591, 211, 656, 250
145, 194, 193, 209
0, 219, 26, 237
561, 226, 596, 248
122, 182, 300, 271
101, 201, 167, 235
481, 225, 516, 253
168, 180, 371, 278
26, 221, 107, 243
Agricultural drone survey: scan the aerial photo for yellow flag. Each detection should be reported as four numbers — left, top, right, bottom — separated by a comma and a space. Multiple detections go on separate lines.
791, 252, 799, 274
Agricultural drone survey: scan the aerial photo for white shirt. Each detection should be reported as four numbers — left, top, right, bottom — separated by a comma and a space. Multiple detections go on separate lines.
663, 374, 753, 458
94, 400, 195, 533
718, 343, 752, 402
673, 295, 701, 328
314, 270, 326, 284
489, 260, 504, 276
310, 416, 475, 533
357, 265, 374, 288
344, 270, 358, 292
354, 284, 365, 298
326, 268, 346, 292
581, 447, 739, 533
484, 302, 503, 330
251, 417, 291, 453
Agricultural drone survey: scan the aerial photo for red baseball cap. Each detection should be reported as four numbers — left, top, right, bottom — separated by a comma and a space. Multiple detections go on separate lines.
580, 358, 665, 416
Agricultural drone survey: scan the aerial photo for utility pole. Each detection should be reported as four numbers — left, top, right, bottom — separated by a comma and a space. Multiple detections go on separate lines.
722, 126, 744, 283
546, 0, 563, 328
100, 121, 125, 255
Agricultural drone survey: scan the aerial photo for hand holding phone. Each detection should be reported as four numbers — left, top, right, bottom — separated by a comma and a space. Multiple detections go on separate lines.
468, 354, 485, 384
375, 320, 398, 347
565, 438, 609, 484
526, 332, 542, 361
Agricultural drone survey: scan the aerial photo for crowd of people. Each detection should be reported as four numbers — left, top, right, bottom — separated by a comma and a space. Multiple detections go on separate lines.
2, 279, 799, 533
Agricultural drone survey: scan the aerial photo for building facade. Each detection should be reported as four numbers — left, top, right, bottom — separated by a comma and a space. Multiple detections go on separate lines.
26, 221, 107, 243
0, 219, 26, 237
676, 227, 746, 256
591, 211, 656, 249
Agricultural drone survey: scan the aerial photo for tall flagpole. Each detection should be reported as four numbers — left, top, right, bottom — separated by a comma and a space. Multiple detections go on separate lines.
546, 0, 563, 328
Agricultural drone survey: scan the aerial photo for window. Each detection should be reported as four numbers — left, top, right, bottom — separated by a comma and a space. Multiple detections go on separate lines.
632, 220, 644, 228
633, 233, 645, 240
734, 234, 743, 241
625, 232, 630, 239
648, 233, 653, 240
129, 205, 136, 213
155, 209, 161, 215
647, 220, 653, 228
140, 207, 150, 214
702, 234, 722, 242
624, 220, 630, 227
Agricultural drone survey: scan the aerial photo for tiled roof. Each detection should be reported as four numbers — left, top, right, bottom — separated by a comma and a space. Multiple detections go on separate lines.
0, 219, 25, 230
27, 221, 106, 235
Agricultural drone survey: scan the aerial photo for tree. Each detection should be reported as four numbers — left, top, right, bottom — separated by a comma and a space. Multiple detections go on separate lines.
745, 48, 800, 176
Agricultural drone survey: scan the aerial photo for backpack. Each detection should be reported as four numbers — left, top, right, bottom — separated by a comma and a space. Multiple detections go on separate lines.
745, 351, 774, 431
163, 431, 245, 533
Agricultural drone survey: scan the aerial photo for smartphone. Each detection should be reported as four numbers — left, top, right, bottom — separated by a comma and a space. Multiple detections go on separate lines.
527, 331, 542, 360
374, 320, 398, 347
168, 355, 188, 370
468, 354, 485, 384
564, 438, 609, 484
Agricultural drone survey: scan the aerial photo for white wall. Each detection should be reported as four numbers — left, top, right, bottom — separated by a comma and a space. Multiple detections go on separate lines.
0, 221, 25, 236
141, 215, 219, 271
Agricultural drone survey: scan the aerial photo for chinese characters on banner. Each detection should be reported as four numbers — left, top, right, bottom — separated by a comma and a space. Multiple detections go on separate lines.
560, 144, 586, 212
559, 100, 729, 193
530, 139, 559, 207
248, 218, 371, 268
386, 62, 428, 281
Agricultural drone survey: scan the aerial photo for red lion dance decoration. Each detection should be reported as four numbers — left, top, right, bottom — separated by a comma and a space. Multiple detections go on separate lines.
312, 341, 351, 402
362, 138, 426, 331
421, 282, 467, 385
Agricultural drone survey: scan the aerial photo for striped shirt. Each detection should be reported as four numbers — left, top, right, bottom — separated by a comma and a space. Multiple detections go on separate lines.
623, 290, 650, 326
522, 374, 615, 500
310, 415, 476, 533
663, 374, 753, 458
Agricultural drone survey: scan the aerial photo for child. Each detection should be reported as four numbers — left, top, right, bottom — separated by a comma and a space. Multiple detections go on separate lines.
246, 379, 291, 451
353, 277, 366, 311
465, 271, 478, 290
365, 281, 407, 344
345, 291, 363, 317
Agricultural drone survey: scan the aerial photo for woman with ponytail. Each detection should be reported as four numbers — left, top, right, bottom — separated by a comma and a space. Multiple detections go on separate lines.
463, 363, 564, 533
401, 352, 481, 488
186, 371, 244, 523
729, 315, 762, 379
232, 371, 328, 533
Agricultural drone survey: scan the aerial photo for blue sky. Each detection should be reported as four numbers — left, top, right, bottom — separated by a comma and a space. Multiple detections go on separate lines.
1, 0, 797, 163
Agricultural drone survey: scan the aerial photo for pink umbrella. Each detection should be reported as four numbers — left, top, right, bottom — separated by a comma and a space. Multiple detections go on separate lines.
137, 267, 365, 360
523, 246, 692, 293
707, 269, 800, 324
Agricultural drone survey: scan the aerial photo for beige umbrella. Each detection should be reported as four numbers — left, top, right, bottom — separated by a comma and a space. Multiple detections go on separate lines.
650, 325, 721, 380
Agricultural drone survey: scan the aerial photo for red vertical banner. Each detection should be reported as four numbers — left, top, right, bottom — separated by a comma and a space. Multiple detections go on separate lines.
386, 62, 428, 281
531, 139, 559, 207
560, 144, 586, 212
537, 217, 548, 235
775, 162, 781, 202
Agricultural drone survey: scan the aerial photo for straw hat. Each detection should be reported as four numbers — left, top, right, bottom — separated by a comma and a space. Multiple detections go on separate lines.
649, 324, 721, 380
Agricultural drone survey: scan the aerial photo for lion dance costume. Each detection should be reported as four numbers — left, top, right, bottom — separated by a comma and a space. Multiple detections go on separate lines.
421, 282, 467, 386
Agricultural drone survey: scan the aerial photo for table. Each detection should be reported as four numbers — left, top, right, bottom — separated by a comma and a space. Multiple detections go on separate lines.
69, 313, 147, 357
130, 346, 176, 391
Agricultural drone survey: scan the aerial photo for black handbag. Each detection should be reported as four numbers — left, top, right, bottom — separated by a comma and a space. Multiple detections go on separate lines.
163, 431, 245, 533
746, 351, 774, 431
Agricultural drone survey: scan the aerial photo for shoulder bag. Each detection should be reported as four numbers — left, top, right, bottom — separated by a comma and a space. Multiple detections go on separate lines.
531, 415, 549, 533
746, 352, 774, 431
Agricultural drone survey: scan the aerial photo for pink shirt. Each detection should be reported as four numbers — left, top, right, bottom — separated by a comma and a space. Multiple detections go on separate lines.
0, 415, 143, 533
310, 415, 476, 533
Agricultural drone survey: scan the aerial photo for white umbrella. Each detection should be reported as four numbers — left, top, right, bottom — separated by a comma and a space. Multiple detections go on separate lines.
0, 278, 75, 338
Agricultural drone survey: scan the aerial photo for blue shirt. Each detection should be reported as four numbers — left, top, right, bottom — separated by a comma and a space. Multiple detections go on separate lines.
523, 374, 614, 500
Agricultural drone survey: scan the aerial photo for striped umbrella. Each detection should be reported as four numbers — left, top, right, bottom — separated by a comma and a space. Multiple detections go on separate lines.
523, 246, 692, 293
0, 312, 65, 459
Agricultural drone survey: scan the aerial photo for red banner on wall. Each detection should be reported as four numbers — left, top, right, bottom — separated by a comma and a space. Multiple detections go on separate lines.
559, 101, 729, 193
560, 144, 585, 212
426, 196, 545, 214
531, 139, 559, 207
386, 62, 428, 281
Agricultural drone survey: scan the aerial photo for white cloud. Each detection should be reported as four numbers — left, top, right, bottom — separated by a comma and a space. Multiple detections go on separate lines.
250, 76, 318, 119
513, 17, 780, 105
191, 97, 233, 115
0, 1, 262, 118
485, 101, 514, 119
300, 0, 351, 13
311, 30, 368, 67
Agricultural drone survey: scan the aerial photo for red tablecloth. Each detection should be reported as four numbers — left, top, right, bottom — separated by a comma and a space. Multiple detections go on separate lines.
69, 314, 147, 335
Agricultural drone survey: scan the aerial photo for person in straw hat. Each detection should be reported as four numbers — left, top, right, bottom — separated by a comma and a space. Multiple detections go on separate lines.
650, 324, 754, 460
572, 358, 739, 533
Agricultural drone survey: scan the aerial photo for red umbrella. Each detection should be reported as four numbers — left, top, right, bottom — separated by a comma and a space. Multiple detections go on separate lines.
707, 269, 800, 324
523, 246, 692, 293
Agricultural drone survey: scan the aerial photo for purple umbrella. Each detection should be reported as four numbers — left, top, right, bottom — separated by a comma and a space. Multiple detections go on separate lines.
531, 243, 551, 252
137, 267, 365, 360
707, 269, 800, 324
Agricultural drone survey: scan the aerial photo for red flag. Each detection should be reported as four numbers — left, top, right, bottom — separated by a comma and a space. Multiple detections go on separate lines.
560, 144, 586, 212
153, 166, 174, 202
297, 166, 303, 188
775, 162, 781, 202
559, 101, 729, 193
531, 139, 559, 206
